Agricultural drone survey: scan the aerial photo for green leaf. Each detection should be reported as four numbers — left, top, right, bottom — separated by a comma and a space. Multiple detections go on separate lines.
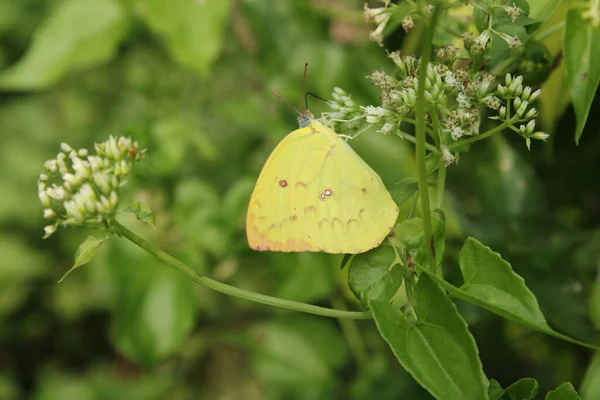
489, 24, 529, 68
108, 241, 196, 366
473, 0, 532, 32
458, 238, 548, 329
488, 379, 505, 400
546, 382, 581, 400
506, 378, 539, 400
488, 378, 540, 400
416, 238, 600, 349
370, 274, 488, 400
0, 0, 129, 90
389, 180, 418, 207
122, 202, 155, 228
591, 278, 600, 330
389, 211, 446, 271
347, 246, 402, 309
136, 0, 230, 76
581, 353, 600, 400
564, 9, 600, 143
59, 236, 108, 283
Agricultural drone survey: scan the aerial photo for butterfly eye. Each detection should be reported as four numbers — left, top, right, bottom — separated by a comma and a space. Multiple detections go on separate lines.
324, 188, 333, 196
319, 192, 326, 200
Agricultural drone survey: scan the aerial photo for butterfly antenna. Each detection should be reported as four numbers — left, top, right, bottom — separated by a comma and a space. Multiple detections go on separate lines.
270, 89, 301, 115
306, 92, 333, 107
302, 63, 309, 110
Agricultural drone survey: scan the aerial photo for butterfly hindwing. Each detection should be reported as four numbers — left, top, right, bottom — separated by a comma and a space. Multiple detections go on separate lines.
246, 119, 398, 254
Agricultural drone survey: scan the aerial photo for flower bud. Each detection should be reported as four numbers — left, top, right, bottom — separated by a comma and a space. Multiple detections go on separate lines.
497, 84, 507, 97
60, 143, 73, 153
93, 173, 111, 194
529, 89, 542, 102
39, 191, 51, 208
516, 100, 529, 117
525, 107, 538, 119
109, 191, 119, 208
514, 96, 522, 110
43, 208, 56, 219
499, 106, 506, 119
43, 224, 57, 239
424, 90, 434, 102
526, 120, 535, 135
521, 86, 531, 101
530, 132, 549, 141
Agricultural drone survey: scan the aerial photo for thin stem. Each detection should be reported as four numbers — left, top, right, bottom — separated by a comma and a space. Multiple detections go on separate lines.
430, 112, 446, 209
447, 120, 511, 150
435, 164, 446, 209
396, 129, 439, 153
534, 22, 565, 41
110, 218, 372, 320
415, 7, 439, 261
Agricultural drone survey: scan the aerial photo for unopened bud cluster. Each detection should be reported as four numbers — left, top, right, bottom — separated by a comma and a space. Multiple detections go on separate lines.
38, 136, 146, 238
493, 74, 548, 149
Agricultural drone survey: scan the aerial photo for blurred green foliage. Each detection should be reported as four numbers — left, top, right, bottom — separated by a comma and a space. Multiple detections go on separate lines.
0, 0, 599, 399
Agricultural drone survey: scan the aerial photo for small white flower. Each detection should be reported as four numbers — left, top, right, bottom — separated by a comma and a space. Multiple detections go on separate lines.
377, 123, 394, 134
366, 115, 381, 124
457, 92, 471, 108
47, 186, 67, 201
44, 160, 58, 172
444, 71, 457, 87
63, 173, 78, 186
451, 126, 464, 141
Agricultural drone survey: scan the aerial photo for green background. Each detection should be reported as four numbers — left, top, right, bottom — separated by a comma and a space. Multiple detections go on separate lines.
0, 0, 598, 399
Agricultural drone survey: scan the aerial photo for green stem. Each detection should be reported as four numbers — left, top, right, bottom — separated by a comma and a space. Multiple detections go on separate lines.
534, 22, 565, 41
396, 129, 439, 153
446, 121, 511, 150
431, 112, 446, 209
110, 218, 372, 320
415, 7, 439, 260
435, 163, 446, 209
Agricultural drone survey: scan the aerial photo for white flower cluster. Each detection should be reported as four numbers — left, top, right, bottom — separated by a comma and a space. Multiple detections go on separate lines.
363, 1, 392, 46
38, 136, 145, 238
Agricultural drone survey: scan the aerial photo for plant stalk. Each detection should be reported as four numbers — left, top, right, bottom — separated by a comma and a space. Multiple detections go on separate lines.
110, 217, 372, 320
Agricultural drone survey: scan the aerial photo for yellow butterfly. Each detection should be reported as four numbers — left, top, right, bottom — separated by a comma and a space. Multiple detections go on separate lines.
246, 107, 399, 254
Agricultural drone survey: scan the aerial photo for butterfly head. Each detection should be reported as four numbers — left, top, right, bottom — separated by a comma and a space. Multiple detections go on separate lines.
297, 110, 315, 128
